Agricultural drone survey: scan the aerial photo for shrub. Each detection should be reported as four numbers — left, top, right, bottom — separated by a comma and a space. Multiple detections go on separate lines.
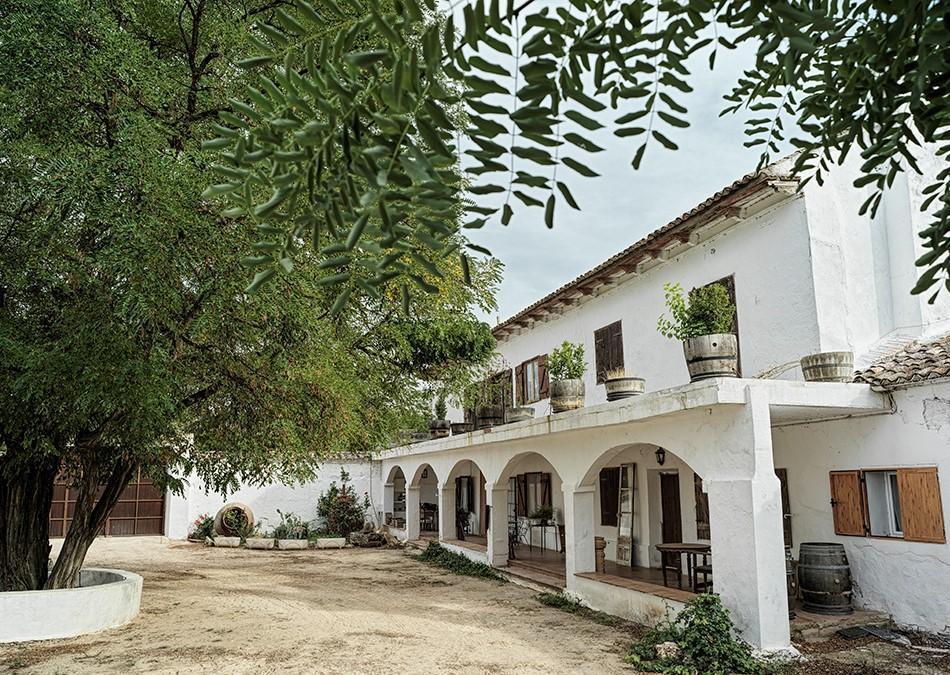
271, 510, 309, 540
529, 504, 554, 522
316, 468, 370, 539
416, 541, 506, 581
548, 341, 586, 380
626, 594, 771, 674
657, 282, 735, 341
189, 513, 215, 540
537, 593, 627, 627
434, 396, 447, 420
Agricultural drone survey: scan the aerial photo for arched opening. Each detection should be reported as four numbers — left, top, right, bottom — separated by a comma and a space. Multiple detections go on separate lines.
443, 459, 488, 545
496, 452, 567, 583
578, 443, 709, 592
410, 463, 439, 538
383, 466, 407, 532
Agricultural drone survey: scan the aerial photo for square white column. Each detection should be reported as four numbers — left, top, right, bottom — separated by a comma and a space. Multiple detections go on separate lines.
486, 483, 509, 567
564, 485, 596, 589
405, 486, 421, 541
438, 486, 455, 541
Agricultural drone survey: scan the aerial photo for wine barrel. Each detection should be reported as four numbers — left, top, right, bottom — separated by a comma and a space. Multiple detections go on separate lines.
798, 542, 853, 615
801, 351, 854, 383
683, 334, 739, 381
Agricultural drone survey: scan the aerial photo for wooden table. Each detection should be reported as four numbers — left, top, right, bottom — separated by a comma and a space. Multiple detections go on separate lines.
655, 542, 711, 591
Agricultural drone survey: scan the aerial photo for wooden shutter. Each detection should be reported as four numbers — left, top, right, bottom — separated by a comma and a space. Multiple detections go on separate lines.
829, 471, 867, 536
599, 467, 620, 527
540, 472, 552, 507
775, 468, 793, 548
693, 473, 710, 540
516, 474, 528, 516
897, 468, 946, 543
538, 354, 549, 399
514, 363, 524, 405
609, 322, 624, 374
594, 326, 609, 383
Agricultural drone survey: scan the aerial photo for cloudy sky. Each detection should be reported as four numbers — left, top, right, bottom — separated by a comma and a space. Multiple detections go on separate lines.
466, 42, 770, 324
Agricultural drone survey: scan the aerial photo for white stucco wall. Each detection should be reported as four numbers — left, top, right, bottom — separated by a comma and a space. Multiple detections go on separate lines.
772, 382, 950, 632
165, 460, 380, 539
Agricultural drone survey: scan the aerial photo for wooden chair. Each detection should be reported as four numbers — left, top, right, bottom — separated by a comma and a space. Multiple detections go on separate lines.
692, 552, 713, 593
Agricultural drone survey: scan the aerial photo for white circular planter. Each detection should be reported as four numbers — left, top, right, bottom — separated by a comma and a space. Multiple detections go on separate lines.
0, 568, 142, 644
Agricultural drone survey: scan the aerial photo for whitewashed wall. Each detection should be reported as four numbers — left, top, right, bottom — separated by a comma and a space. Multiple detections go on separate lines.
165, 460, 380, 539
772, 382, 950, 632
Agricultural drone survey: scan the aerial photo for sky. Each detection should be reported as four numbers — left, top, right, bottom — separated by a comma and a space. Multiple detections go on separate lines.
465, 42, 769, 325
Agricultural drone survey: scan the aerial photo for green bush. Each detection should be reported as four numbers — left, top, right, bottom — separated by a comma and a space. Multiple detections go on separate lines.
548, 341, 586, 380
271, 510, 309, 540
416, 541, 506, 581
657, 282, 736, 341
626, 594, 772, 674
316, 469, 370, 539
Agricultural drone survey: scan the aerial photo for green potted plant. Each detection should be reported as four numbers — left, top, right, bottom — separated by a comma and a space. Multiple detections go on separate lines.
271, 510, 310, 550
603, 367, 645, 401
657, 282, 738, 382
548, 341, 586, 412
212, 502, 253, 547
429, 396, 451, 439
529, 504, 554, 526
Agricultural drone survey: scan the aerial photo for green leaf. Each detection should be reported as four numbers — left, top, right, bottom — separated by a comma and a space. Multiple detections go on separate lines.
544, 194, 555, 228
562, 156, 599, 177
652, 130, 678, 150
245, 268, 276, 294
557, 181, 580, 209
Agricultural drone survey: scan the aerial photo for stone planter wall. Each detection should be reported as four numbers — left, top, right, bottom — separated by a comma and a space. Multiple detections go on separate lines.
0, 568, 143, 643
313, 537, 346, 549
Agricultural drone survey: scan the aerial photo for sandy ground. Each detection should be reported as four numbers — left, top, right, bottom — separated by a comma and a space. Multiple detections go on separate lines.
1, 538, 639, 674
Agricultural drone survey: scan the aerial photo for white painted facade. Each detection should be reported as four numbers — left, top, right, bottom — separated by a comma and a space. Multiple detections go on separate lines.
161, 155, 950, 648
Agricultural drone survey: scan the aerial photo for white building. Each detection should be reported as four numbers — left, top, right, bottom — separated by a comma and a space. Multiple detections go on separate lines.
145, 155, 949, 653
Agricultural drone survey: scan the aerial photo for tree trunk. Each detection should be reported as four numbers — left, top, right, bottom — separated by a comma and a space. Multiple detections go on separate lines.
0, 455, 59, 591
46, 457, 135, 589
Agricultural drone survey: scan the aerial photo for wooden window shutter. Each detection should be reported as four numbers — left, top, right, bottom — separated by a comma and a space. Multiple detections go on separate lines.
538, 354, 549, 399
897, 468, 946, 543
540, 472, 552, 507
609, 322, 624, 374
514, 363, 524, 405
599, 467, 620, 527
829, 471, 867, 536
594, 326, 609, 384
693, 473, 711, 540
516, 474, 528, 517
503, 368, 513, 409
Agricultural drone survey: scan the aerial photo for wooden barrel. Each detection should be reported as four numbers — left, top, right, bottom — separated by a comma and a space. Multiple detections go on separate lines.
800, 351, 854, 383
475, 405, 504, 429
605, 377, 645, 401
551, 379, 585, 412
683, 334, 738, 381
798, 542, 853, 615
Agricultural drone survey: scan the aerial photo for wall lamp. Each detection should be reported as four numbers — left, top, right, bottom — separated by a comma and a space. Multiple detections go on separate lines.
655, 447, 666, 466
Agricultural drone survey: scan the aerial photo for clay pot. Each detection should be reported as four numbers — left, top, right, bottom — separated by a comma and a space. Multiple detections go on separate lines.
551, 379, 585, 412
213, 502, 254, 537
683, 334, 738, 381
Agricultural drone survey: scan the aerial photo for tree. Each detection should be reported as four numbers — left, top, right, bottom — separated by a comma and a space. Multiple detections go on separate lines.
207, 0, 950, 306
0, 0, 496, 591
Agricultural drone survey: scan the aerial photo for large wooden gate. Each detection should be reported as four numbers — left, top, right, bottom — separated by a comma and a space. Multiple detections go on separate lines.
49, 468, 166, 537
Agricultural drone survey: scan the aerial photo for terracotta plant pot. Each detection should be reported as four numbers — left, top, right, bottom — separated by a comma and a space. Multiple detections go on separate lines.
428, 419, 451, 439
800, 351, 854, 383
277, 539, 309, 550
245, 537, 274, 550
683, 334, 738, 381
551, 379, 585, 412
505, 406, 535, 423
451, 422, 473, 435
213, 502, 254, 537
604, 376, 645, 401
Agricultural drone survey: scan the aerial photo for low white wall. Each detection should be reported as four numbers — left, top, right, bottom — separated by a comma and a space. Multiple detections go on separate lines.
0, 568, 142, 643
167, 460, 379, 539
570, 575, 684, 627
773, 383, 950, 631
440, 541, 490, 565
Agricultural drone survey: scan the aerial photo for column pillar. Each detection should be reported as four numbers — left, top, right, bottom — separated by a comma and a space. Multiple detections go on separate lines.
486, 482, 509, 567
563, 484, 596, 590
705, 386, 792, 653
406, 485, 421, 541
383, 482, 394, 524
438, 485, 455, 541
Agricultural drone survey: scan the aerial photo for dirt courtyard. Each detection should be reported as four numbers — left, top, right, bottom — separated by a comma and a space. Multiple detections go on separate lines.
1, 538, 638, 674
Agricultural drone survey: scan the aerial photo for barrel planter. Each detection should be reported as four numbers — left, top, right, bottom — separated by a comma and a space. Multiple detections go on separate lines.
605, 376, 645, 401
683, 334, 738, 381
451, 422, 473, 435
428, 419, 451, 439
551, 379, 585, 412
798, 542, 854, 615
506, 406, 535, 423
801, 351, 854, 383
476, 405, 505, 429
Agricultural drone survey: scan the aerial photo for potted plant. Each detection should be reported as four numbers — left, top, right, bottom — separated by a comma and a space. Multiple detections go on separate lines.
188, 513, 215, 543
272, 510, 310, 550
212, 503, 253, 547
548, 341, 586, 412
428, 397, 451, 439
657, 282, 738, 382
244, 522, 275, 550
529, 504, 554, 526
505, 405, 535, 423
451, 421, 473, 435
604, 367, 645, 401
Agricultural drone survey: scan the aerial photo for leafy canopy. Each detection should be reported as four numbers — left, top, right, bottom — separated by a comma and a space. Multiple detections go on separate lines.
548, 340, 586, 380
209, 0, 950, 308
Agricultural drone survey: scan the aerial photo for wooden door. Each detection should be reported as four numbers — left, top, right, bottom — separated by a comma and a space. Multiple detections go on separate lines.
50, 468, 165, 537
660, 472, 682, 543
775, 468, 793, 548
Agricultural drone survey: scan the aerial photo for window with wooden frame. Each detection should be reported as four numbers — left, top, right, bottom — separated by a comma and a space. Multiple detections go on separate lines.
515, 355, 549, 404
599, 467, 620, 526
830, 468, 945, 543
594, 321, 624, 384
514, 472, 552, 517
703, 275, 741, 376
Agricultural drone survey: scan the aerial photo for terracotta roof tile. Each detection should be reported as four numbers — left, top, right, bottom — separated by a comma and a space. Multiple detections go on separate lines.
852, 333, 950, 389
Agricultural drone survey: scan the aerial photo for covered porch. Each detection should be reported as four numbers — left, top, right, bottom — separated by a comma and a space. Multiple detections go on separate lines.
381, 378, 889, 653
